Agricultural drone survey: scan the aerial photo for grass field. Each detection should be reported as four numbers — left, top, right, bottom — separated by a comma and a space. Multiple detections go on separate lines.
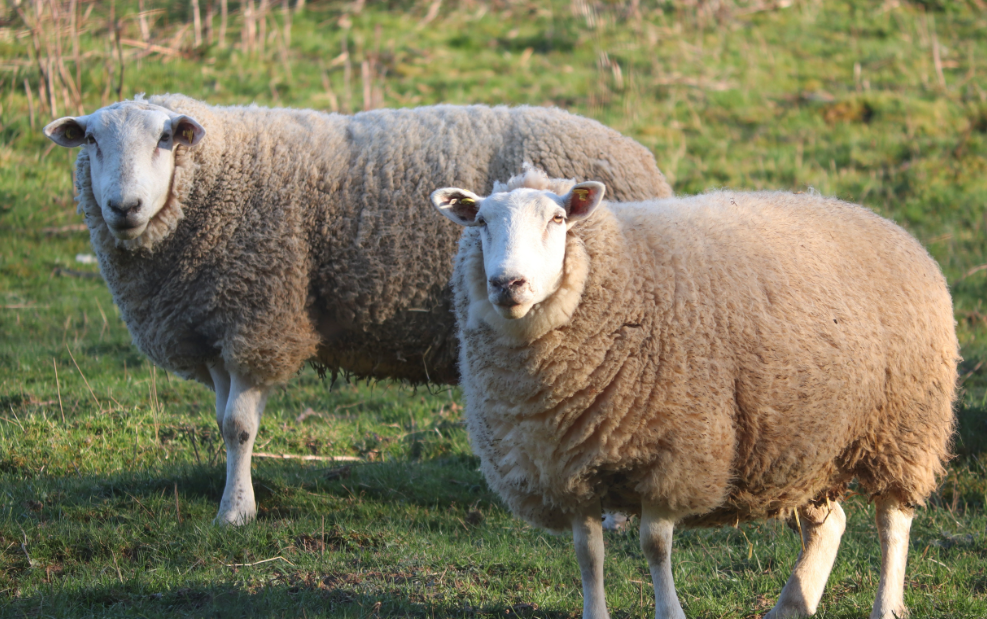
2, 0, 987, 616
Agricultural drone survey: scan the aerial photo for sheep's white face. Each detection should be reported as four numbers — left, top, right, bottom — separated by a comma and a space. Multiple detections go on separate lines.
44, 101, 205, 240
432, 182, 605, 320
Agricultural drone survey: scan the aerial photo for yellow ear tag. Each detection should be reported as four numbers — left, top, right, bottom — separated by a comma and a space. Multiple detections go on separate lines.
182, 127, 194, 143
573, 189, 589, 200
459, 197, 475, 206
64, 127, 78, 140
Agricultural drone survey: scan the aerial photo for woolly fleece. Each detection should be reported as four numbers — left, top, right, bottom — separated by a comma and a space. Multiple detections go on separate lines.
453, 188, 958, 531
73, 94, 672, 387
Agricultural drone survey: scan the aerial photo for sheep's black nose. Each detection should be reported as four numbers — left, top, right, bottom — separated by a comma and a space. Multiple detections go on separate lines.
489, 276, 527, 291
107, 198, 142, 216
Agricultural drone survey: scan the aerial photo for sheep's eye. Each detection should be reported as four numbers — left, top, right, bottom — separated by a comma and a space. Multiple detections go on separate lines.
85, 135, 96, 145
552, 214, 565, 224
159, 133, 170, 144
475, 216, 485, 226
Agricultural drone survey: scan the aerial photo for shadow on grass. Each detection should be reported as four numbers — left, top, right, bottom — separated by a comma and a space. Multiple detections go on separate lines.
956, 403, 987, 458
4, 578, 578, 618
1, 454, 496, 523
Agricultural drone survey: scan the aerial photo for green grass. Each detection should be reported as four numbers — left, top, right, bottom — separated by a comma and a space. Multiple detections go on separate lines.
2, 0, 987, 616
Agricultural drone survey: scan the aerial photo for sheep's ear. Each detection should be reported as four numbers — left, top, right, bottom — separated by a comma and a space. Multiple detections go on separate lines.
563, 182, 606, 221
431, 188, 484, 226
172, 115, 205, 147
44, 116, 88, 147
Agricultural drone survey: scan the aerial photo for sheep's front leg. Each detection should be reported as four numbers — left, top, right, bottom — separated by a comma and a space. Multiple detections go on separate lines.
640, 503, 685, 619
572, 502, 610, 619
765, 502, 847, 619
213, 368, 269, 526
870, 496, 913, 619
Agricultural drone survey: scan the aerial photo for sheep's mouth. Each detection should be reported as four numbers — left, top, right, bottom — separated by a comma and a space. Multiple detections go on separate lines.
107, 220, 148, 240
492, 299, 532, 320
492, 294, 522, 308
490, 287, 531, 307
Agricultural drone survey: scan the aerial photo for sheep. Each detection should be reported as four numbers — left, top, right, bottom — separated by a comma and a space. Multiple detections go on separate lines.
431, 167, 957, 619
42, 94, 673, 526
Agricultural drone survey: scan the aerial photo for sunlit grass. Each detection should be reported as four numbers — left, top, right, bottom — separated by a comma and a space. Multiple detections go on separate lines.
1, 0, 986, 616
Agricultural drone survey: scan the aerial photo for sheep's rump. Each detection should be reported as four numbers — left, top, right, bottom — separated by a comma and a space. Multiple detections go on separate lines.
458, 191, 957, 531
80, 96, 671, 387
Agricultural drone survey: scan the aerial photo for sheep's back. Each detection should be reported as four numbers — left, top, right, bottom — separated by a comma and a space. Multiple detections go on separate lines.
91, 96, 670, 387
309, 104, 671, 383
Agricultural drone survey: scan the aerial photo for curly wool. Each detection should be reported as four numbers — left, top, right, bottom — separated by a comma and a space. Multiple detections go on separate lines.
75, 94, 672, 387
454, 190, 958, 531
492, 163, 577, 196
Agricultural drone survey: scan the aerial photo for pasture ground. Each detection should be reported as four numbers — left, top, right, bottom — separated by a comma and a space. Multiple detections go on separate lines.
1, 1, 987, 616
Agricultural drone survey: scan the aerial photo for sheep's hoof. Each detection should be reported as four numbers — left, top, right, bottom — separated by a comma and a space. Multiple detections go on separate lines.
213, 508, 257, 527
763, 604, 811, 619
869, 607, 909, 619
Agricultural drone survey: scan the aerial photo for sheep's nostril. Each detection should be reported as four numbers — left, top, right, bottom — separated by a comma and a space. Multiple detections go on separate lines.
108, 199, 142, 216
489, 276, 527, 292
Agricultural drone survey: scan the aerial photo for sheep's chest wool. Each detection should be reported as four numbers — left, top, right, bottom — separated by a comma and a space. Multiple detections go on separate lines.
453, 191, 957, 531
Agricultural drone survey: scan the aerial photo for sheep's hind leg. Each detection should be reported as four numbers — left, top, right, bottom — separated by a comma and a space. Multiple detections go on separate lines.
602, 511, 628, 532
572, 501, 610, 619
209, 363, 231, 432
640, 502, 685, 619
870, 496, 913, 619
765, 501, 847, 619
214, 369, 270, 526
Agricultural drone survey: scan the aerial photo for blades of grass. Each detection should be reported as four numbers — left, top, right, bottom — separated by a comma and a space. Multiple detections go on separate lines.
53, 357, 64, 424
65, 343, 100, 411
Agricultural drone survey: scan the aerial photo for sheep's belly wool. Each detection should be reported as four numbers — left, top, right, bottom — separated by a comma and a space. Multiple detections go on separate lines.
74, 95, 672, 387
455, 191, 957, 531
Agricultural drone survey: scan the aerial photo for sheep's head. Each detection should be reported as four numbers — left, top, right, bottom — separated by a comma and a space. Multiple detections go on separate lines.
431, 180, 605, 320
44, 99, 205, 241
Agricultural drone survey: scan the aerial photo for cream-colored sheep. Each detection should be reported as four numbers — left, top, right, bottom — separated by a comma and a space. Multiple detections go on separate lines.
432, 168, 957, 619
42, 95, 672, 525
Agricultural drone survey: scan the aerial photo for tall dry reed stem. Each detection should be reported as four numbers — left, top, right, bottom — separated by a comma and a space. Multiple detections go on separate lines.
342, 30, 352, 113
242, 0, 255, 53
361, 59, 371, 111
17, 0, 89, 120
205, 0, 214, 45
219, 0, 228, 48
258, 0, 269, 54
282, 0, 291, 46
66, 343, 101, 412
150, 364, 160, 445
191, 0, 202, 47
53, 358, 64, 424
24, 79, 35, 128
138, 0, 150, 42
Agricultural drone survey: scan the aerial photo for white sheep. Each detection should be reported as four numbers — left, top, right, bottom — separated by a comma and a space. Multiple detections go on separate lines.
42, 94, 673, 526
431, 168, 957, 619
